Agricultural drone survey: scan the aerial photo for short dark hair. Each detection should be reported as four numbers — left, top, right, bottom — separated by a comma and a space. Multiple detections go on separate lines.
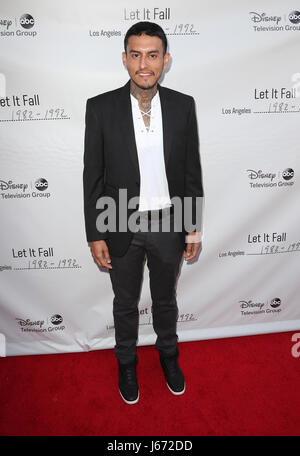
124, 21, 168, 55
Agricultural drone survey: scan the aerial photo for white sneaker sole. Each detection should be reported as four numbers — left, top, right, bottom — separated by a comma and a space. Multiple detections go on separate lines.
166, 381, 186, 395
119, 388, 139, 405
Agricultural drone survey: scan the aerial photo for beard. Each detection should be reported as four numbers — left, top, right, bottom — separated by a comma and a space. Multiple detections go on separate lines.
131, 71, 161, 91
133, 80, 157, 90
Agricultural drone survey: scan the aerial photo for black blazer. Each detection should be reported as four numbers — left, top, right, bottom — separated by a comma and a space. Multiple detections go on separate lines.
83, 80, 203, 257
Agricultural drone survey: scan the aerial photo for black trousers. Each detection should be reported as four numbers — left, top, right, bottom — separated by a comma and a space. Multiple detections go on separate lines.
109, 211, 184, 364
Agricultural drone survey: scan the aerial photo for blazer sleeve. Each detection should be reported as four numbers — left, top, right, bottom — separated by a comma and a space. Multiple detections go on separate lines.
83, 98, 108, 242
184, 97, 204, 231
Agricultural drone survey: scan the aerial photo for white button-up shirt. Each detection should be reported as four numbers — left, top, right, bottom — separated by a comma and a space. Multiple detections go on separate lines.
130, 91, 172, 212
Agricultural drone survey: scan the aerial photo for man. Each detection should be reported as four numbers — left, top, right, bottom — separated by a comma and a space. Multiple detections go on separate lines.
83, 22, 203, 404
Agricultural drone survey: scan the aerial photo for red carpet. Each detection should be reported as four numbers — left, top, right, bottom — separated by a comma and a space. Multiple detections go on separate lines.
0, 331, 300, 436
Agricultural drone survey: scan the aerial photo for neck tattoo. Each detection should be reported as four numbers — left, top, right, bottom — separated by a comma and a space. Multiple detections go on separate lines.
130, 80, 157, 131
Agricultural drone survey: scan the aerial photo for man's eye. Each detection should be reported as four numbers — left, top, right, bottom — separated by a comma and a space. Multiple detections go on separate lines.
149, 54, 157, 59
132, 54, 139, 58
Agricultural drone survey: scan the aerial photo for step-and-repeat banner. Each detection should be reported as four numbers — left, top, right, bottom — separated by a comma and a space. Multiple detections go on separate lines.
1, 0, 300, 356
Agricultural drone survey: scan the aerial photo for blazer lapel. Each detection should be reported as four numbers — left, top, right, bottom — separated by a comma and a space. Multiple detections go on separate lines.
158, 83, 173, 169
117, 80, 140, 181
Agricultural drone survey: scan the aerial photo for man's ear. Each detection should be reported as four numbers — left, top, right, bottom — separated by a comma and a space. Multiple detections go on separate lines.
163, 52, 171, 70
122, 51, 128, 68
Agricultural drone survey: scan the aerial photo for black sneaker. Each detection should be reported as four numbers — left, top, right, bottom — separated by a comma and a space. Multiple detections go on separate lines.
159, 352, 185, 395
118, 359, 139, 404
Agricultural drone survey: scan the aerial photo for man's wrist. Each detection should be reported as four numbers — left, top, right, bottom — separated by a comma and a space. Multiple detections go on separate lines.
185, 232, 201, 243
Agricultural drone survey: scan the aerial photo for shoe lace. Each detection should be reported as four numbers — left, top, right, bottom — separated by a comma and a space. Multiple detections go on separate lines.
124, 365, 137, 385
164, 357, 178, 376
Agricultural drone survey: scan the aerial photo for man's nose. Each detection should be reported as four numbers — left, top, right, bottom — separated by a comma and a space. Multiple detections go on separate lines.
139, 55, 147, 69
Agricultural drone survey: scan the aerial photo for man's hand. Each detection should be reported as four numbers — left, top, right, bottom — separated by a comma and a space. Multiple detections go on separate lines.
89, 240, 112, 269
183, 232, 201, 262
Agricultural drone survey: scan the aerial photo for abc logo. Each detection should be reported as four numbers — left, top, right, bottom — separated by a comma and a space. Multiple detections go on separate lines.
35, 178, 48, 191
288, 11, 300, 24
270, 298, 281, 308
20, 14, 35, 29
282, 168, 294, 181
50, 315, 63, 325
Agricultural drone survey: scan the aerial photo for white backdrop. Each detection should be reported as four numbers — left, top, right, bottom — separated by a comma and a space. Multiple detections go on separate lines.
1, 0, 300, 356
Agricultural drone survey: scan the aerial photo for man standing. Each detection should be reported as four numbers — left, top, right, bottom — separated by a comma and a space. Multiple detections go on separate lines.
83, 22, 203, 404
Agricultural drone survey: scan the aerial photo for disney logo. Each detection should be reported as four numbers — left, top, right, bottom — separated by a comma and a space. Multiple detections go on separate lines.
246, 170, 276, 181
239, 300, 265, 309
0, 265, 12, 271
0, 180, 28, 192
0, 19, 13, 30
16, 318, 45, 328
249, 12, 281, 25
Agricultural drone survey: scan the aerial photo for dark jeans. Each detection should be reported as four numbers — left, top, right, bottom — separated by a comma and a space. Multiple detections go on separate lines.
109, 211, 184, 364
